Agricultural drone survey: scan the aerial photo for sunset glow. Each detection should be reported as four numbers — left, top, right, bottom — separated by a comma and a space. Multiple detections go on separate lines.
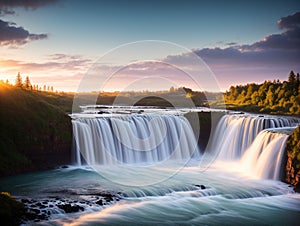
0, 0, 299, 92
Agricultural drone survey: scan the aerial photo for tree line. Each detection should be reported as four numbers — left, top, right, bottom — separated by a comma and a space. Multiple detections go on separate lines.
224, 70, 300, 115
14, 72, 54, 92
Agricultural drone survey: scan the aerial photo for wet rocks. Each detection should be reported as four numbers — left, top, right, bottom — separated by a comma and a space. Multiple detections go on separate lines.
57, 204, 84, 213
18, 191, 123, 223
195, 184, 206, 189
96, 199, 103, 206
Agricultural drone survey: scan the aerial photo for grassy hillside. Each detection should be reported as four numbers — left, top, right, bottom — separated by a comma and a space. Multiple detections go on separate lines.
0, 83, 72, 176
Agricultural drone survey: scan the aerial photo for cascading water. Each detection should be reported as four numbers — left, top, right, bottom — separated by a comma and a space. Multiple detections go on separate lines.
72, 114, 199, 165
240, 130, 289, 180
3, 110, 300, 225
210, 114, 297, 160
72, 111, 299, 182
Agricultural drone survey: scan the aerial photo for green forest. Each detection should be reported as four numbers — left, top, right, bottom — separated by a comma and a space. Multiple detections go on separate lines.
219, 71, 300, 115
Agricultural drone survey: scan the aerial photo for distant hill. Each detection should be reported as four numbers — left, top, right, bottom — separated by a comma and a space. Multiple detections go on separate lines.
0, 83, 72, 176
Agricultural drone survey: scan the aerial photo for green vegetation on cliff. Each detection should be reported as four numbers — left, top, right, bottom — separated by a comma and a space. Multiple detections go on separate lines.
285, 126, 300, 189
0, 83, 72, 176
210, 71, 300, 116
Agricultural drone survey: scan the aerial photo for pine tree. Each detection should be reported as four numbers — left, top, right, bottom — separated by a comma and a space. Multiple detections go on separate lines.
24, 76, 31, 89
288, 70, 296, 83
15, 72, 23, 88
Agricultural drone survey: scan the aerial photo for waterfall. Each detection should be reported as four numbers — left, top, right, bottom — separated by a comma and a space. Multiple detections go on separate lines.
72, 114, 199, 165
240, 130, 289, 180
72, 110, 299, 182
210, 114, 297, 160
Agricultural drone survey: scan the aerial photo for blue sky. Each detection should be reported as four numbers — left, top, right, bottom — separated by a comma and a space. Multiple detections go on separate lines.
0, 0, 299, 91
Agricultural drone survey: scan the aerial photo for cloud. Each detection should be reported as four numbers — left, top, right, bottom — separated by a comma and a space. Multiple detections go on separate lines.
0, 8, 15, 16
48, 54, 90, 61
0, 53, 93, 91
0, 0, 59, 45
0, 19, 47, 46
238, 12, 300, 51
164, 12, 300, 90
278, 11, 300, 29
195, 47, 300, 66
0, 54, 92, 72
0, 0, 59, 15
226, 42, 237, 46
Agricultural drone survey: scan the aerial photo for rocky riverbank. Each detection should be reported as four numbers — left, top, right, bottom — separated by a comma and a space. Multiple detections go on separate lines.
0, 189, 122, 225
19, 191, 121, 223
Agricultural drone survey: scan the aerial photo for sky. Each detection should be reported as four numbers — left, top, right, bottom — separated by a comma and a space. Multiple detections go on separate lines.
0, 0, 299, 92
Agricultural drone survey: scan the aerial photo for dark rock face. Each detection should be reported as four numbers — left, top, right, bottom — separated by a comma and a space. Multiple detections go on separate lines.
284, 126, 300, 192
184, 112, 225, 152
22, 114, 72, 171
0, 86, 73, 176
285, 152, 300, 191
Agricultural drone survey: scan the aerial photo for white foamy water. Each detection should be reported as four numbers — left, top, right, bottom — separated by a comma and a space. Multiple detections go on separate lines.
1, 110, 299, 225
209, 114, 298, 160
72, 114, 200, 166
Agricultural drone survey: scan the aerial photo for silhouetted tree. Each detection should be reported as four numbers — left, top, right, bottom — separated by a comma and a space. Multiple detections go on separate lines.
24, 76, 31, 89
15, 72, 23, 88
288, 70, 296, 83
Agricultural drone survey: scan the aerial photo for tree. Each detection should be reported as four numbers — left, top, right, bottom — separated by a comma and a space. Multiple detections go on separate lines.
15, 72, 23, 88
288, 70, 296, 83
24, 76, 31, 89
169, 86, 175, 92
